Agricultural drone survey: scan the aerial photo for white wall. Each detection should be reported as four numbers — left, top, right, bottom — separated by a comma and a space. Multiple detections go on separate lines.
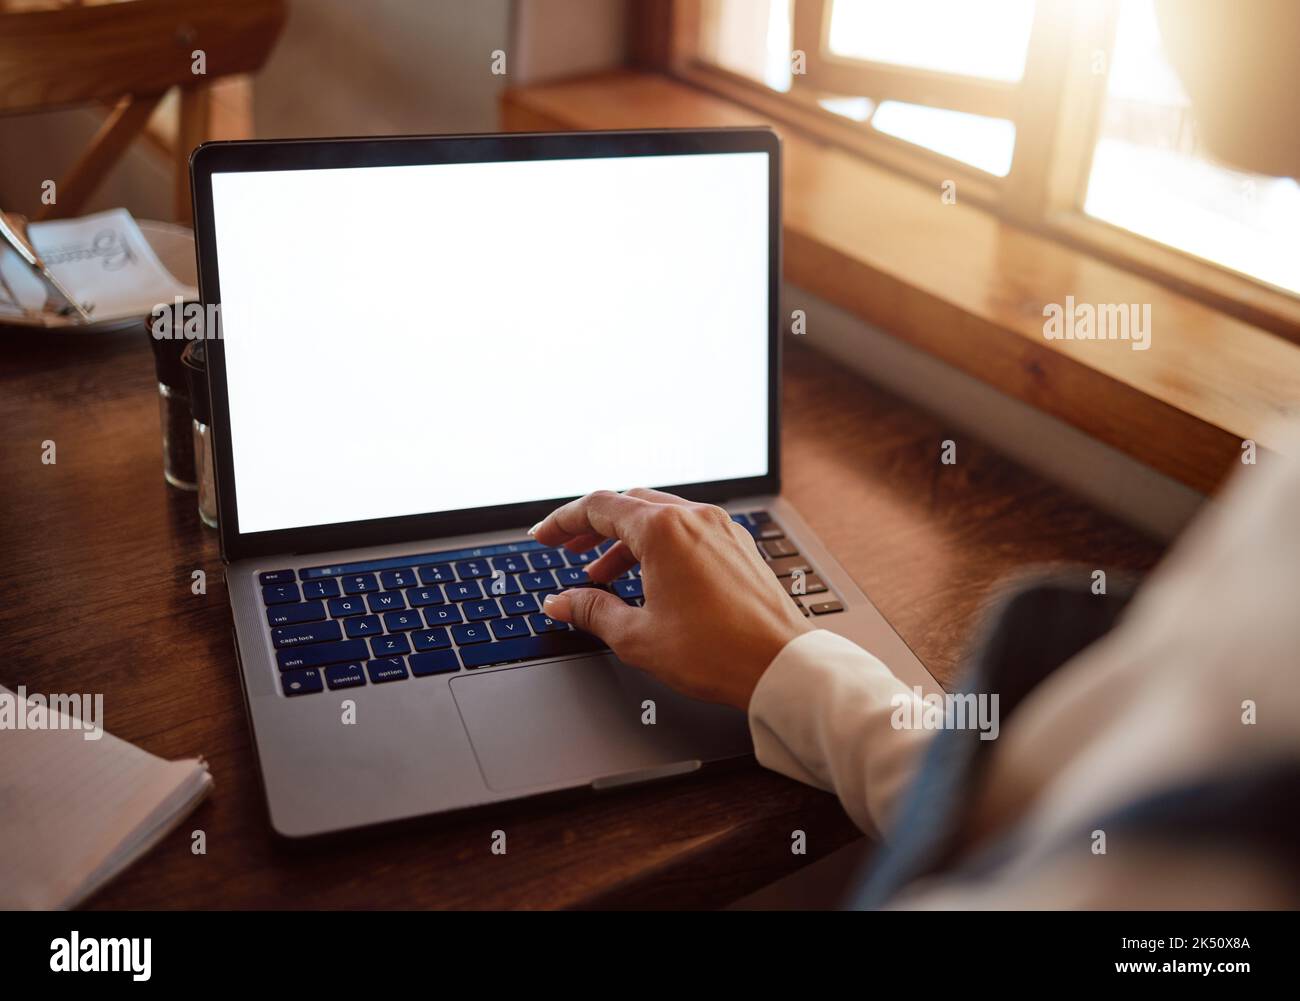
513, 0, 628, 84
254, 0, 514, 139
252, 0, 630, 137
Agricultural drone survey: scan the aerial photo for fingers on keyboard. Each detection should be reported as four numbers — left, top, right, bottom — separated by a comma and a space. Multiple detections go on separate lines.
262, 512, 841, 696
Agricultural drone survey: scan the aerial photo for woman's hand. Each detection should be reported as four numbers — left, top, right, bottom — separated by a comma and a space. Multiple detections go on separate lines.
530, 488, 812, 710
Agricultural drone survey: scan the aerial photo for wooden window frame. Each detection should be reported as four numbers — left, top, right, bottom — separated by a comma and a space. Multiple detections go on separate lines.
647, 0, 1300, 344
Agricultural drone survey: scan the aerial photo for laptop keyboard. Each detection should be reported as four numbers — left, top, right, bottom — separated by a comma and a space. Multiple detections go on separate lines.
263, 510, 842, 697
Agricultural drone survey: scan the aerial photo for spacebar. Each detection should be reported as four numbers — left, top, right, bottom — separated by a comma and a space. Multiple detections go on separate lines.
460, 631, 606, 669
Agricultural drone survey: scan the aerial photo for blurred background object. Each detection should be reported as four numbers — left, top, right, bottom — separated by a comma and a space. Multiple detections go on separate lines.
693, 0, 1300, 301
0, 0, 627, 220
1154, 0, 1300, 180
0, 0, 286, 224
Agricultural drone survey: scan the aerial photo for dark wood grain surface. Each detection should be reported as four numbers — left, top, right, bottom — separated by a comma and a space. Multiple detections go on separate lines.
0, 331, 1166, 909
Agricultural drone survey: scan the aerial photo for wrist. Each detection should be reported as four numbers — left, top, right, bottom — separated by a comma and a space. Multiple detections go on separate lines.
738, 618, 814, 710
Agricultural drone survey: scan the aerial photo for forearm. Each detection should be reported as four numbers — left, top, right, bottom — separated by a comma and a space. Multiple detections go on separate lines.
747, 629, 934, 838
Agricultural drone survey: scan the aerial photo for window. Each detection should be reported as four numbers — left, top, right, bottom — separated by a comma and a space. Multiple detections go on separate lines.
697, 0, 1051, 185
1083, 0, 1300, 295
683, 0, 1300, 328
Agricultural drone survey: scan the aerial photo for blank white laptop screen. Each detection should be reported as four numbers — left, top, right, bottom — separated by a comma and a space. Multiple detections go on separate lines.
210, 151, 770, 535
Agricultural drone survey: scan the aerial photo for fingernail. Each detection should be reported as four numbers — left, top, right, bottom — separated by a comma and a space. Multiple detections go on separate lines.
527, 521, 543, 537
542, 591, 572, 620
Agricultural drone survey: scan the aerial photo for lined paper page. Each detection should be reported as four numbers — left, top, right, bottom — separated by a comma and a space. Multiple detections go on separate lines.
0, 686, 212, 909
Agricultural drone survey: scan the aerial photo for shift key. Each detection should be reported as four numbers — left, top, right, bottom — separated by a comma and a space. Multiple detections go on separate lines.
276, 638, 369, 671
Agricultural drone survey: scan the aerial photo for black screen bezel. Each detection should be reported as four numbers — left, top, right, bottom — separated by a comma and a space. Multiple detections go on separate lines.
191, 128, 782, 563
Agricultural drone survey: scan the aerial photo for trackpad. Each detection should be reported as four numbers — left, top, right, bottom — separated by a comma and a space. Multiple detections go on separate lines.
450, 654, 752, 792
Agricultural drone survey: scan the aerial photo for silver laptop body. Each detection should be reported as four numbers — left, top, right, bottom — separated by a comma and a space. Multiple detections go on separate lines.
192, 129, 940, 837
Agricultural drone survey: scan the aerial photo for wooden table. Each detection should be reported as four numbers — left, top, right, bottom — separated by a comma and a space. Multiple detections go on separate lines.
0, 331, 1165, 908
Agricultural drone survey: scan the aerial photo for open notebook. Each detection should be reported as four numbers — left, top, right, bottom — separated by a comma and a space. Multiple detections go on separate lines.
0, 685, 213, 909
0, 208, 198, 329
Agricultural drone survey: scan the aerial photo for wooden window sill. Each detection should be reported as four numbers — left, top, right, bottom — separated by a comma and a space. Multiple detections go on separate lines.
500, 71, 1300, 494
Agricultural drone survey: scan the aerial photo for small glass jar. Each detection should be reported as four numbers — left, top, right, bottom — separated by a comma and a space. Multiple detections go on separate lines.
157, 380, 197, 490
147, 303, 197, 491
182, 339, 217, 529
192, 418, 218, 528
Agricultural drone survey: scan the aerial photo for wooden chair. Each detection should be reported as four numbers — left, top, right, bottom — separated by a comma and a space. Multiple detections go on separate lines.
0, 0, 286, 223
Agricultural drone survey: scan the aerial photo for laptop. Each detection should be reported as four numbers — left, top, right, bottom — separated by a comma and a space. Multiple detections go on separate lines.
190, 128, 940, 838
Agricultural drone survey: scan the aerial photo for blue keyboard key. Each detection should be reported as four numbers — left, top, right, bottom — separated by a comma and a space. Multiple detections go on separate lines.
484, 571, 520, 596
445, 581, 482, 603
342, 573, 378, 595
384, 610, 422, 632
325, 662, 366, 690
529, 613, 569, 633
380, 568, 417, 589
367, 591, 406, 613
267, 600, 325, 627
490, 554, 528, 574
463, 599, 501, 622
527, 550, 564, 570
272, 620, 342, 649
501, 594, 539, 617
460, 630, 604, 669
366, 658, 408, 683
419, 564, 455, 585
412, 627, 451, 651
276, 638, 368, 671
451, 622, 491, 645
424, 604, 464, 626
302, 578, 341, 599
565, 549, 598, 566
454, 559, 491, 580
520, 570, 557, 592
262, 583, 300, 605
371, 633, 411, 657
409, 650, 460, 676
613, 578, 644, 599
259, 569, 296, 585
490, 616, 531, 640
281, 668, 323, 696
556, 567, 590, 587
344, 614, 382, 638
405, 585, 444, 607
329, 596, 367, 618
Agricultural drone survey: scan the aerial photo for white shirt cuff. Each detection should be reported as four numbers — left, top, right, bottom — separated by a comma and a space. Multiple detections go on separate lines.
747, 628, 934, 837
